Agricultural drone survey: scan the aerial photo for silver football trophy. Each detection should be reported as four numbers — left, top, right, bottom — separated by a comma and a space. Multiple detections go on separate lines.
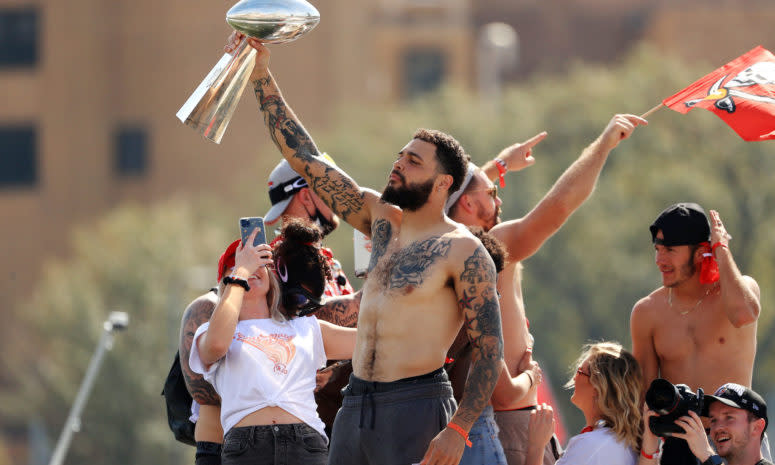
177, 0, 320, 144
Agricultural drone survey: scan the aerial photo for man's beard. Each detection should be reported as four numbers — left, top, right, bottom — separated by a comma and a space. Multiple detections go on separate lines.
381, 176, 435, 212
665, 256, 696, 288
480, 205, 501, 232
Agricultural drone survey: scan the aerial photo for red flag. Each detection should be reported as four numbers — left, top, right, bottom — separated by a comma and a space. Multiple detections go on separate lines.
663, 46, 775, 141
536, 364, 569, 445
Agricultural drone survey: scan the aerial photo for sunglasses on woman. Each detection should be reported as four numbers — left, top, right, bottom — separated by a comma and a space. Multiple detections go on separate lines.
284, 286, 323, 317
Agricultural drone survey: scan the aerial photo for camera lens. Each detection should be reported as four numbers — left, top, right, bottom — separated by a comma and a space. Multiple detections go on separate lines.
646, 378, 680, 415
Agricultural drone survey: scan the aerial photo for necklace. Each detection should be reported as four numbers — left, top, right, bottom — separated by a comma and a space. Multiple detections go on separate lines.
668, 283, 719, 315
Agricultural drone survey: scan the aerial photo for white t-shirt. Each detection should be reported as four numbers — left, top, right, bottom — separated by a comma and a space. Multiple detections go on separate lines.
556, 426, 636, 465
189, 316, 328, 440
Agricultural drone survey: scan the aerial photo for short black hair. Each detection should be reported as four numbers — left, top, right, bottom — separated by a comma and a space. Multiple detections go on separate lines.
468, 226, 507, 273
413, 128, 469, 194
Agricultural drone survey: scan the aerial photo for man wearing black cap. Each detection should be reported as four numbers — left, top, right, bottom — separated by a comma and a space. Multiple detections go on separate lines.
632, 203, 764, 463
641, 383, 770, 465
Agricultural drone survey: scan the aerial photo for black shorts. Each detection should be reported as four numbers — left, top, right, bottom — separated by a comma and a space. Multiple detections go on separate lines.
327, 368, 457, 465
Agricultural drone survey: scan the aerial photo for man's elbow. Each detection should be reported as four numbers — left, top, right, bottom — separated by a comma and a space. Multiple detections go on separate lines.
730, 303, 760, 328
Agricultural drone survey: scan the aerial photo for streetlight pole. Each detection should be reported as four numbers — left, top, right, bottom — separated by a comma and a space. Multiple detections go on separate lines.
48, 311, 129, 465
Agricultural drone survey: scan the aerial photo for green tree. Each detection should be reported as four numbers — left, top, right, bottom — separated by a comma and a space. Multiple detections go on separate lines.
3, 197, 237, 465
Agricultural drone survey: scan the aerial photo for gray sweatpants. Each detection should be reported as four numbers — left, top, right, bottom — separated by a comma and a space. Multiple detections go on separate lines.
327, 367, 456, 465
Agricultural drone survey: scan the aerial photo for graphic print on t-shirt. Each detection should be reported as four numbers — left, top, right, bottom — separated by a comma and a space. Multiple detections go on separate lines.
235, 332, 296, 374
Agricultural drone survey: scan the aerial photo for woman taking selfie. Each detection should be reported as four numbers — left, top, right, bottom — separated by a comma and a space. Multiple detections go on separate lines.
527, 341, 644, 465
190, 219, 356, 465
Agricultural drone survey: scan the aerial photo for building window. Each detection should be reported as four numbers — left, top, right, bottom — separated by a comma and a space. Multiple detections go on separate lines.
403, 48, 446, 98
0, 127, 37, 188
0, 8, 38, 68
114, 127, 148, 177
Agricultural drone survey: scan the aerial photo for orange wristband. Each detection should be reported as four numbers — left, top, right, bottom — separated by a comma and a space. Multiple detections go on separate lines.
641, 448, 658, 459
447, 421, 473, 447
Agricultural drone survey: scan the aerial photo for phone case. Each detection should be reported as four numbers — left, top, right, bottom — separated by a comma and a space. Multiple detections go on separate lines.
239, 217, 267, 247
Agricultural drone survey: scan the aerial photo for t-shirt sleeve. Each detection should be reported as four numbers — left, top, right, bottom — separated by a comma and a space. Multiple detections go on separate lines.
188, 322, 221, 386
309, 316, 328, 369
557, 433, 635, 465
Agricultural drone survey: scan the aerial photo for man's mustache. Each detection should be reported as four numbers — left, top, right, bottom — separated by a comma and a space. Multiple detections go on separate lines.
390, 170, 405, 183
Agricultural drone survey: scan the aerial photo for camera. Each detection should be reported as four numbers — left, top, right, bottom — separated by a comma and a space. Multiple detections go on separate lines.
645, 378, 704, 436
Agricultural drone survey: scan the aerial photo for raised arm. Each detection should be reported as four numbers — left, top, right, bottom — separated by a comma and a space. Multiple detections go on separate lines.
179, 292, 221, 405
197, 233, 272, 366
239, 36, 376, 234
421, 241, 503, 464
631, 298, 660, 392
709, 210, 761, 327
491, 114, 647, 263
314, 290, 362, 328
480, 131, 544, 181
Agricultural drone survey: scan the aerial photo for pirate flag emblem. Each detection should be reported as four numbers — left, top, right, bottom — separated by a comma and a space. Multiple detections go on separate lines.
662, 46, 775, 141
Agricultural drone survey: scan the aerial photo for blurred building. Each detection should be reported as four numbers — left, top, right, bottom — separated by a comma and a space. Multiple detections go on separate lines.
0, 0, 773, 458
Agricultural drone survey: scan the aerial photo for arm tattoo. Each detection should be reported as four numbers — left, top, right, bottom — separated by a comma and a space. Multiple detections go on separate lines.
179, 296, 221, 406
305, 164, 366, 224
315, 292, 362, 328
253, 74, 365, 224
381, 236, 451, 290
455, 247, 503, 425
368, 219, 392, 271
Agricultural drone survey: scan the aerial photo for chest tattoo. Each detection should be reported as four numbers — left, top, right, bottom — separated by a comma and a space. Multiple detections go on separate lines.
368, 219, 392, 272
379, 236, 452, 290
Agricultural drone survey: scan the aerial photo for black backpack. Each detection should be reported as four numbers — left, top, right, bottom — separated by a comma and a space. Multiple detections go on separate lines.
161, 351, 196, 446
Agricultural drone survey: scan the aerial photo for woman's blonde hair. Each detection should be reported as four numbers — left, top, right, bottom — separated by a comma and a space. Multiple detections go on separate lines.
217, 268, 285, 323
264, 268, 284, 323
566, 341, 643, 451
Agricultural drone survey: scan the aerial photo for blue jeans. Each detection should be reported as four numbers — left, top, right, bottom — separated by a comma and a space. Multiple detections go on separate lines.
459, 406, 507, 465
195, 441, 221, 465
221, 423, 327, 465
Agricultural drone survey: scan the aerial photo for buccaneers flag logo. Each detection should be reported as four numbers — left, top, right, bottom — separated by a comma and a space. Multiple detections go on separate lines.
663, 46, 775, 141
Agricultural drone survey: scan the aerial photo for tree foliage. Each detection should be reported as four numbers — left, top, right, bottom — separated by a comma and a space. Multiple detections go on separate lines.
3, 197, 237, 465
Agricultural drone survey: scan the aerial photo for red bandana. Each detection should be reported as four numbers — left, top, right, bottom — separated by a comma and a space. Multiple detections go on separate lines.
698, 241, 720, 284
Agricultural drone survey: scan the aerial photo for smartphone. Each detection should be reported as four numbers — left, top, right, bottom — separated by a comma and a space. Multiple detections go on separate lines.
239, 217, 267, 247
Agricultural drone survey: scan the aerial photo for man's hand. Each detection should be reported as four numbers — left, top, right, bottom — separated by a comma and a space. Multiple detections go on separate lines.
224, 31, 271, 73
598, 114, 648, 152
671, 411, 716, 463
314, 368, 334, 392
517, 348, 542, 390
709, 210, 732, 246
495, 132, 546, 172
419, 427, 467, 465
224, 31, 242, 54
